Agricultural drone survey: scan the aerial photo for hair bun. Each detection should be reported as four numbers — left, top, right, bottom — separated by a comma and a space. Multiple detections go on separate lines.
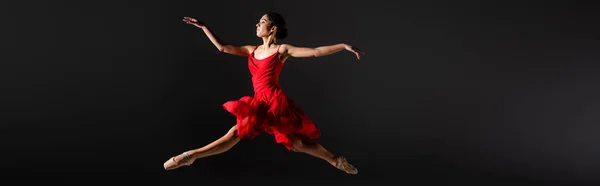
266, 12, 288, 40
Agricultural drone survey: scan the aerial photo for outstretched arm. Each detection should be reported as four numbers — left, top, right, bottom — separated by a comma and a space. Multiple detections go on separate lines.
183, 17, 254, 57
281, 43, 365, 60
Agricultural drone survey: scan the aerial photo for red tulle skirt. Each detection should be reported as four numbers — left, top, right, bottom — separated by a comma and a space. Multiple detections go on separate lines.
222, 94, 320, 150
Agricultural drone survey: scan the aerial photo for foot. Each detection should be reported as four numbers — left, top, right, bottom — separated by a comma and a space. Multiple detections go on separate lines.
163, 151, 194, 170
334, 156, 358, 175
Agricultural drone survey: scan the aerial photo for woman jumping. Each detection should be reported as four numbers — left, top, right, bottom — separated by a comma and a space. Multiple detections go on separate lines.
163, 12, 364, 175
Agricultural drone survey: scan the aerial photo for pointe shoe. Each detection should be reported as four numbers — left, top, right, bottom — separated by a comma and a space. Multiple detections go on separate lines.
334, 156, 358, 175
163, 152, 194, 170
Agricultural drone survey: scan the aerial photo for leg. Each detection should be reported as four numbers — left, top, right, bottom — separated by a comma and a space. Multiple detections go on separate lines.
163, 124, 241, 170
288, 134, 358, 174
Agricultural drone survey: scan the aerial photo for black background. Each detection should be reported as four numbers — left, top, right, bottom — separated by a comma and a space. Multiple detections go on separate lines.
2, 1, 600, 185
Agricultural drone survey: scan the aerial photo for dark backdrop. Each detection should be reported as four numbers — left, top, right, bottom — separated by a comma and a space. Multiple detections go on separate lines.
2, 0, 600, 185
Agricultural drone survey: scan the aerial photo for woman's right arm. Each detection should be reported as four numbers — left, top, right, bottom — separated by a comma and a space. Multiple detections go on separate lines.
184, 17, 254, 57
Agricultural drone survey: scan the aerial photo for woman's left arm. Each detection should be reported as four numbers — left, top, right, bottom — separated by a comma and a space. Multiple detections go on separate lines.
281, 43, 365, 60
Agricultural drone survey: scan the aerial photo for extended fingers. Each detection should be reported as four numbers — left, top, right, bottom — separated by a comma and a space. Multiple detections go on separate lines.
355, 52, 361, 60
182, 19, 195, 24
352, 46, 366, 54
183, 17, 196, 21
183, 17, 197, 23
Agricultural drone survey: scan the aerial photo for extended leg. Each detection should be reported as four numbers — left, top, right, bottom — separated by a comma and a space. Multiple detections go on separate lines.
288, 134, 358, 174
163, 124, 241, 170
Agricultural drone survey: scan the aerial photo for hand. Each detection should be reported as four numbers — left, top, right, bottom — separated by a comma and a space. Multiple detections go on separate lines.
183, 17, 205, 28
345, 44, 366, 60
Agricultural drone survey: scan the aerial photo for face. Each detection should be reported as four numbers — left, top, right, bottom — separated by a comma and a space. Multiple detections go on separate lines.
256, 14, 275, 38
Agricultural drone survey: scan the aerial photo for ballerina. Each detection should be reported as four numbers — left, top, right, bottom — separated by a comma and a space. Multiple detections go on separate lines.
164, 12, 365, 175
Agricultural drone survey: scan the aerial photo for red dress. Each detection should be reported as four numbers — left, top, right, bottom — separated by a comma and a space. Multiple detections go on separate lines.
222, 45, 321, 150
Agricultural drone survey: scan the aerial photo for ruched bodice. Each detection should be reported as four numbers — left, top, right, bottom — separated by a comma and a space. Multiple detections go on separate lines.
248, 47, 284, 102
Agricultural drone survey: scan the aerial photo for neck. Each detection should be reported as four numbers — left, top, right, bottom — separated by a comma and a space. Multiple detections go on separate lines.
260, 35, 276, 49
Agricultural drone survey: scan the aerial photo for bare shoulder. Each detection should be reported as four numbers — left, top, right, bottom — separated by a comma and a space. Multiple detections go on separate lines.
242, 45, 257, 52
279, 43, 292, 50
278, 44, 296, 54
235, 45, 257, 56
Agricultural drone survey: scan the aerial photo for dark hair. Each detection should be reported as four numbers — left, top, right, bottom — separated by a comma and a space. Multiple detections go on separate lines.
265, 12, 287, 40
